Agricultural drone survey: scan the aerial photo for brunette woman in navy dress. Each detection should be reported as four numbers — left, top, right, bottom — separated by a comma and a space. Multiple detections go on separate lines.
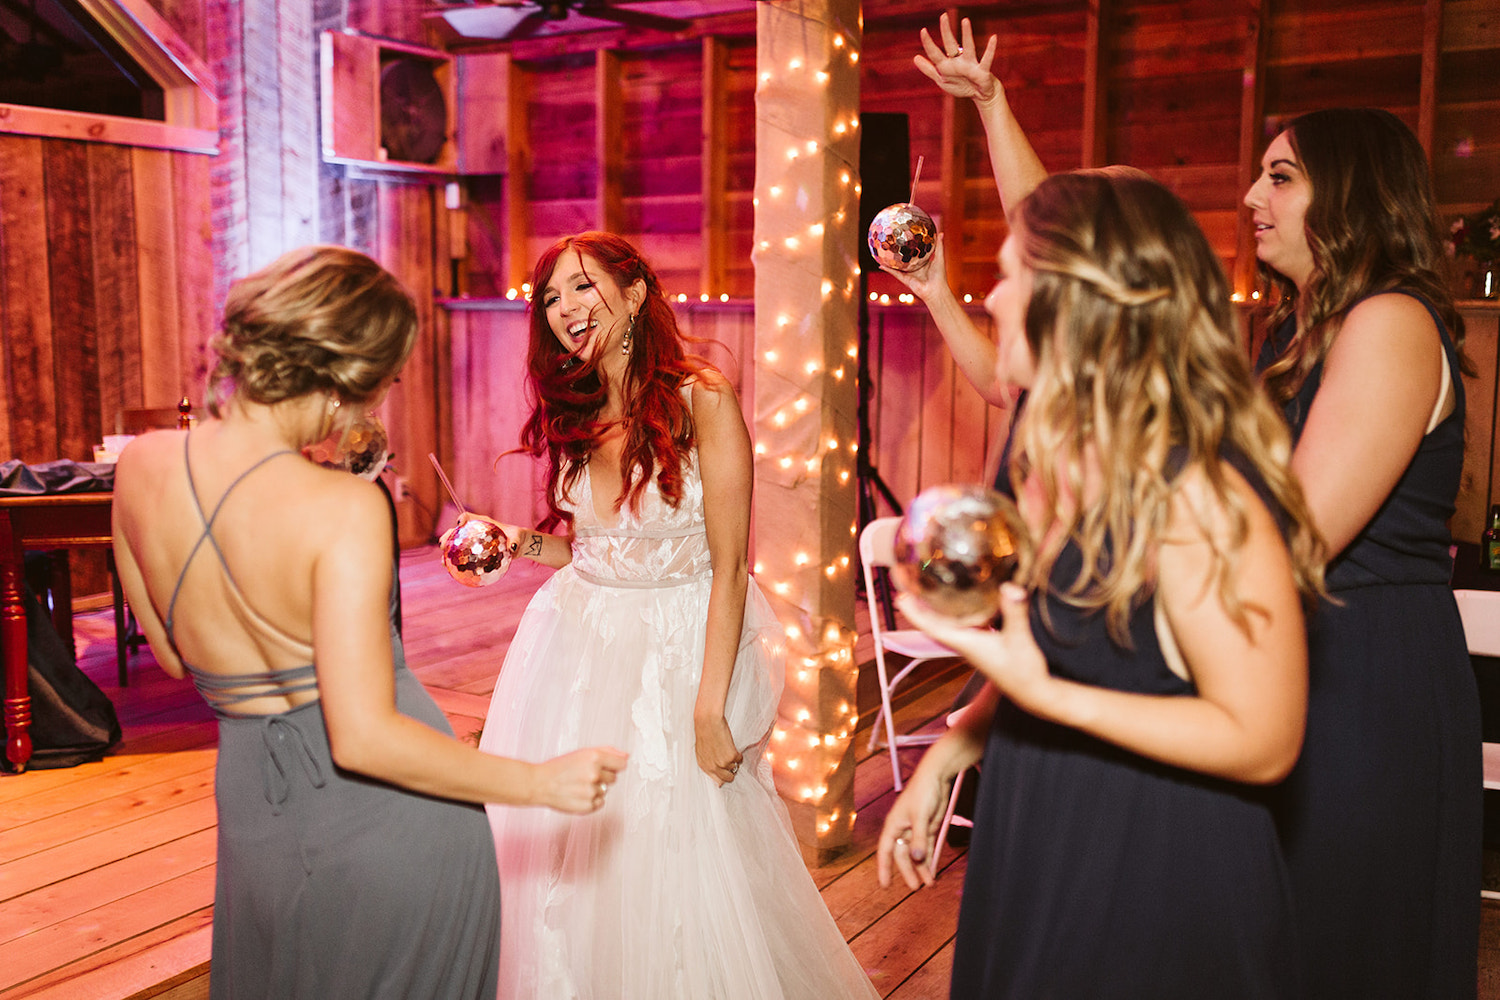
1246, 108, 1480, 998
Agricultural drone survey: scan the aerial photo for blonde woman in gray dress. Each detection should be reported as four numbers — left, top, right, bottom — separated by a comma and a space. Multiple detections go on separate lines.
111, 245, 626, 1000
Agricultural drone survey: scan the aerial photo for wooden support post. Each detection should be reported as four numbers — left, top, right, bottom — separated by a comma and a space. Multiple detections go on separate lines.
596, 49, 624, 235
505, 56, 533, 294
1233, 0, 1269, 304
1081, 0, 1110, 169
753, 0, 862, 861
940, 7, 966, 295
1418, 0, 1444, 159
701, 35, 730, 299
941, 88, 967, 295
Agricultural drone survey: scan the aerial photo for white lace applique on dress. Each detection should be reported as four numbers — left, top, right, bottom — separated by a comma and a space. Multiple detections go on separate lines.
479, 449, 879, 1000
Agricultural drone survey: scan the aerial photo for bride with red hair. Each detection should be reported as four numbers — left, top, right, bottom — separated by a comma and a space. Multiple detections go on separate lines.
461, 232, 878, 1000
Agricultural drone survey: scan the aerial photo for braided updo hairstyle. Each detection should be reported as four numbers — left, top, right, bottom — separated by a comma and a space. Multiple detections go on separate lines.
207, 245, 418, 415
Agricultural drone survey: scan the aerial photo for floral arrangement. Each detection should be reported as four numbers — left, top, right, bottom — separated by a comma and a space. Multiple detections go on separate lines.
1450, 199, 1500, 261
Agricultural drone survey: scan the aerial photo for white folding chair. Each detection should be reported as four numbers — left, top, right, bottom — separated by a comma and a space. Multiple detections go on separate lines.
927, 709, 975, 876
859, 516, 959, 790
1450, 589, 1500, 900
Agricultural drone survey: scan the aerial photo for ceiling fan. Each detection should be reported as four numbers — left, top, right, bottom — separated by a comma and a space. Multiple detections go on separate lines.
430, 1, 693, 42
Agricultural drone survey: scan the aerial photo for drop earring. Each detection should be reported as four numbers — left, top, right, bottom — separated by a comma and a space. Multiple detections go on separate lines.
621, 314, 636, 357
325, 394, 342, 438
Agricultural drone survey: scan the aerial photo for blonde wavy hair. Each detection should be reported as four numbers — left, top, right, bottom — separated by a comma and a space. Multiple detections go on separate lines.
1009, 173, 1324, 644
208, 245, 418, 415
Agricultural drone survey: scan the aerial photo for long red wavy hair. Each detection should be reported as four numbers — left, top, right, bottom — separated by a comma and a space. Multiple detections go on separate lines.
518, 232, 711, 530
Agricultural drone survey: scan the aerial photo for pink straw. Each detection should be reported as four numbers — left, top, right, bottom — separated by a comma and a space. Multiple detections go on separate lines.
427, 453, 467, 516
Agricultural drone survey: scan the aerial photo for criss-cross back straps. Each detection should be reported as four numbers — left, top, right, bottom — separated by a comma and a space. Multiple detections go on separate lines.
164, 435, 298, 653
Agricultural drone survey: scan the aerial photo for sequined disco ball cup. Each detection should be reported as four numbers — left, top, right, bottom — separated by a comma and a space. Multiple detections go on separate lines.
441, 520, 511, 588
867, 203, 937, 273
891, 484, 1027, 625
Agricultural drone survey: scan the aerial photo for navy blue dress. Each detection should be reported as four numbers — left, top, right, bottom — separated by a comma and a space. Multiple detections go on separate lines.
948, 454, 1299, 999
1258, 292, 1481, 998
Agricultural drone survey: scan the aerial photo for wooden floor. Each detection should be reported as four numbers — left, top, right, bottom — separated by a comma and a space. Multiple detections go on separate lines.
5, 546, 1499, 999
1, 546, 973, 1000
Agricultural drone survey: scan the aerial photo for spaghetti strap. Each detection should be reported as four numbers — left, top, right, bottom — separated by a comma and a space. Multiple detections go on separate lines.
163, 434, 297, 651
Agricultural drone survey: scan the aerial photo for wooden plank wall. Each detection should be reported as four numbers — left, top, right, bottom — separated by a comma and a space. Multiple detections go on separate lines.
440, 0, 1498, 532
459, 0, 1498, 304
2, 0, 1495, 562
0, 136, 214, 593
0, 138, 215, 463
1456, 303, 1500, 544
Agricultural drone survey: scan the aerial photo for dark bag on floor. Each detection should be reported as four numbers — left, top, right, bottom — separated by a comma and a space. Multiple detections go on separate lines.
1, 581, 121, 772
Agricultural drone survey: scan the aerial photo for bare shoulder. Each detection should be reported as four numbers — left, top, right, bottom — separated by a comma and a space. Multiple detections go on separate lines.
686, 369, 745, 435
1337, 291, 1440, 347
685, 367, 737, 409
298, 465, 391, 538
113, 430, 187, 512
1168, 459, 1277, 543
115, 428, 185, 476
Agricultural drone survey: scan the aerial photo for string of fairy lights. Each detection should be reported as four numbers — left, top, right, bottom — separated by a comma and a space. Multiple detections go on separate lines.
745, 0, 866, 847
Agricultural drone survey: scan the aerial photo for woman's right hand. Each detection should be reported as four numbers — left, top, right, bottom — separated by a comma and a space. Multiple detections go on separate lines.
915, 14, 1001, 107
533, 746, 629, 814
877, 754, 956, 890
882, 232, 951, 302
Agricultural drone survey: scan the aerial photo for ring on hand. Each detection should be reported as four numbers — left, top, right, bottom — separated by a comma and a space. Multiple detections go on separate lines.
950, 47, 962, 57
895, 835, 909, 847
596, 781, 607, 796
729, 761, 739, 773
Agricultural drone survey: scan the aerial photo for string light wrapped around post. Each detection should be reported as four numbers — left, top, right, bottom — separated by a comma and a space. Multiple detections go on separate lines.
752, 0, 863, 860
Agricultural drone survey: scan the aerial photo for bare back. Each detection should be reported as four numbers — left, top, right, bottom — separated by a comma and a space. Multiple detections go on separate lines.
112, 421, 393, 717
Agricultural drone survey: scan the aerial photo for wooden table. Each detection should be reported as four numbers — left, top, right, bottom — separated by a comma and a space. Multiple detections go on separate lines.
1, 492, 114, 772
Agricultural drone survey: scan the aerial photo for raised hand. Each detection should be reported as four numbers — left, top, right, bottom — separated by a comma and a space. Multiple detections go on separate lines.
881, 231, 951, 301
534, 746, 629, 814
915, 14, 1001, 106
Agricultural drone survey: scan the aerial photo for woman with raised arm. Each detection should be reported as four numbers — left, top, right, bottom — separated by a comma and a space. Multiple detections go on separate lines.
460, 232, 878, 1000
879, 172, 1324, 998
111, 246, 626, 1000
913, 17, 1482, 993
879, 14, 1051, 496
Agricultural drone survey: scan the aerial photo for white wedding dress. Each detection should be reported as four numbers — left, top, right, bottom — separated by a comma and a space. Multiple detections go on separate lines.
479, 450, 879, 1000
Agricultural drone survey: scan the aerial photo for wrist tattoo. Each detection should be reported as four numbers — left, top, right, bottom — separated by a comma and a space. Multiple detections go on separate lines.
525, 533, 544, 557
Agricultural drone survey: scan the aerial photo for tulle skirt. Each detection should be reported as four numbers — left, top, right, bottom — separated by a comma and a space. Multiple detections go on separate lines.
478, 567, 878, 1000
